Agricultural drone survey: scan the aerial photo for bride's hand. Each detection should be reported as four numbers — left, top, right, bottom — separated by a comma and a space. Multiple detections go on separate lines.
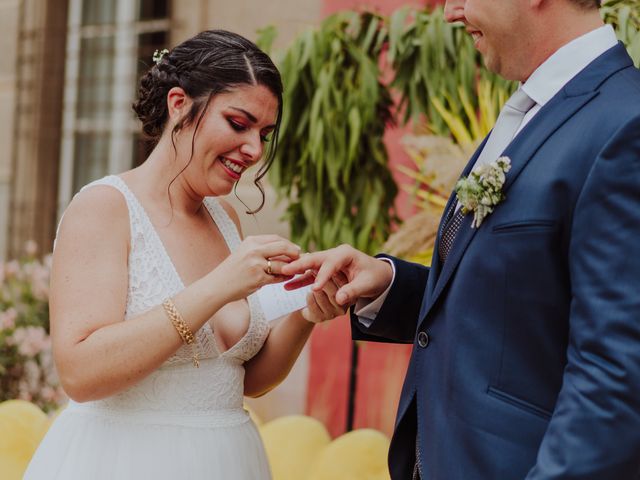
301, 272, 349, 323
213, 235, 301, 302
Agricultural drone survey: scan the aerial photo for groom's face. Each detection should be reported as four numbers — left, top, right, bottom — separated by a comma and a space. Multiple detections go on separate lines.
444, 0, 533, 81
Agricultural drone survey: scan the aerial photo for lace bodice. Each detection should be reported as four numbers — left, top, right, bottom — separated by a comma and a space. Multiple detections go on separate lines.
67, 175, 270, 420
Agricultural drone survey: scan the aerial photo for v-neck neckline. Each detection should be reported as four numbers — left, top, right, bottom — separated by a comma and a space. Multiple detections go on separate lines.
110, 175, 257, 359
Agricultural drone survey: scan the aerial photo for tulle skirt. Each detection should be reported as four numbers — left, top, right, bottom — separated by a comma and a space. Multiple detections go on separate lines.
24, 402, 271, 479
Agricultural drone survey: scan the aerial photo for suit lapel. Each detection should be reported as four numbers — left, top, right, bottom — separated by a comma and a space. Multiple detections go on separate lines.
426, 138, 488, 299
419, 43, 633, 325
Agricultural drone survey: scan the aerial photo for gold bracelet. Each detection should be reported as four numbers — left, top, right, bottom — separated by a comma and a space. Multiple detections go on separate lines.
162, 298, 199, 367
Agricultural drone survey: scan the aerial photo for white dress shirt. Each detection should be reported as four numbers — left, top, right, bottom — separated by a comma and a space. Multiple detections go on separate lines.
356, 25, 618, 326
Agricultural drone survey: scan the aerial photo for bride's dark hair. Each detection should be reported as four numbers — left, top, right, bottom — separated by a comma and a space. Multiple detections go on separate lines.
132, 30, 283, 213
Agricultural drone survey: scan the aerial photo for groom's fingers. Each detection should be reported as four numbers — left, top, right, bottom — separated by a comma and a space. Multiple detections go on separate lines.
281, 251, 327, 276
282, 246, 359, 297
335, 274, 373, 306
282, 251, 347, 293
287, 270, 348, 298
312, 258, 348, 292
310, 246, 359, 291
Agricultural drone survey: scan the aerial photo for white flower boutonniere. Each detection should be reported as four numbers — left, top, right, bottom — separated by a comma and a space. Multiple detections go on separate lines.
454, 156, 511, 228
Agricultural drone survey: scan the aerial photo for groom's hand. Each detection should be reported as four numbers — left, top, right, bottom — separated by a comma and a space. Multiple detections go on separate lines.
281, 244, 393, 306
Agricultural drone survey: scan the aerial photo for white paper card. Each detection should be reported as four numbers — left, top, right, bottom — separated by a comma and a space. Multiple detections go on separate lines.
257, 281, 312, 322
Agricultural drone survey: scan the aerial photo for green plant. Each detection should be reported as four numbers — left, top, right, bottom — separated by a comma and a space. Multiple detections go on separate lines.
388, 7, 515, 135
270, 12, 397, 253
603, 0, 640, 66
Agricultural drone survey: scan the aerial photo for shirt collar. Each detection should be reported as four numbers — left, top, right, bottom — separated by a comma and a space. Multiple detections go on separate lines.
521, 25, 618, 107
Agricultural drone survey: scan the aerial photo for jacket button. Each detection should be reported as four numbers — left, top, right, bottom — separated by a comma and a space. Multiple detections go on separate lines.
417, 331, 430, 348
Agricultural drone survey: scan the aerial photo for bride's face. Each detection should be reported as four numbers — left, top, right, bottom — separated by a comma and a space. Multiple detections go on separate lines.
174, 84, 279, 198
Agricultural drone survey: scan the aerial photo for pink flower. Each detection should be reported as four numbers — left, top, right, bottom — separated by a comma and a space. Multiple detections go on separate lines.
41, 386, 55, 402
12, 326, 50, 357
26, 263, 50, 301
0, 251, 62, 411
24, 240, 38, 257
0, 308, 17, 330
4, 260, 19, 279
23, 359, 41, 392
17, 380, 32, 401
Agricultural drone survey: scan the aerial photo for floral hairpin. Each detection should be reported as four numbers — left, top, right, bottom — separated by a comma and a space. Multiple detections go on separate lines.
153, 48, 169, 65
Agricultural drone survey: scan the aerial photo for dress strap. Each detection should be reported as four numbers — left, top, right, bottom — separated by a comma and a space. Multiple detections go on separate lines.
78, 175, 147, 250
203, 197, 242, 251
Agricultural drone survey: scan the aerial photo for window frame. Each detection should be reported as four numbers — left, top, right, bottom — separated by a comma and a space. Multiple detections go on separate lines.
57, 0, 169, 220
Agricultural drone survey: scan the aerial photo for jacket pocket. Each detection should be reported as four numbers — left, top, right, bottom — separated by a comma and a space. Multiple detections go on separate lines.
492, 220, 556, 234
487, 386, 553, 420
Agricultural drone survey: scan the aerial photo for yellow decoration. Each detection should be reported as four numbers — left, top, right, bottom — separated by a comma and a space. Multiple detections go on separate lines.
0, 400, 49, 479
259, 415, 331, 480
0, 454, 28, 480
308, 428, 391, 480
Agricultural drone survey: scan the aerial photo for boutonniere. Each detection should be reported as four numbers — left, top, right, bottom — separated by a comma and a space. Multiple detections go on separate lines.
454, 156, 511, 228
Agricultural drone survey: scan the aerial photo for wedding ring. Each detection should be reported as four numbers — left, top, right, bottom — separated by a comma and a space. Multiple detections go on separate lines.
266, 259, 273, 275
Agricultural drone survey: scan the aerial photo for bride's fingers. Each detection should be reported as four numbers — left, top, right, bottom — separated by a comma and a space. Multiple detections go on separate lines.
332, 271, 349, 289
312, 287, 345, 318
283, 271, 316, 291
259, 241, 302, 262
269, 254, 299, 263
318, 276, 338, 298
314, 274, 345, 307
302, 293, 325, 323
262, 259, 294, 283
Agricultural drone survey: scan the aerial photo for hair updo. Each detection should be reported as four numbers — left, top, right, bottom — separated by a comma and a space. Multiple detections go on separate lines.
132, 30, 283, 212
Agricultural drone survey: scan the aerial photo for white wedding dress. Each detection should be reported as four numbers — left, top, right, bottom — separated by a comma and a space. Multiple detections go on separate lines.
24, 175, 272, 479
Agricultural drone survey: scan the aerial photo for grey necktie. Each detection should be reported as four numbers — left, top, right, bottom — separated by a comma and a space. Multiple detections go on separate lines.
438, 88, 536, 263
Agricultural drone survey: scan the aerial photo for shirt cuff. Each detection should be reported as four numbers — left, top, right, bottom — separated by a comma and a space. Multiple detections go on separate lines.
354, 258, 396, 328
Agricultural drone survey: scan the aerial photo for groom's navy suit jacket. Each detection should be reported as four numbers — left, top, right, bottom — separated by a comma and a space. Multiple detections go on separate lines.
352, 43, 640, 479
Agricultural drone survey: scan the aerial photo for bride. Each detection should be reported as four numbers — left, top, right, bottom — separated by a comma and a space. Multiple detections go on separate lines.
24, 30, 345, 479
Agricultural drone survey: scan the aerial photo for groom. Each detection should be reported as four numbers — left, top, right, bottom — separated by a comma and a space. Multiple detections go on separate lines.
284, 0, 640, 478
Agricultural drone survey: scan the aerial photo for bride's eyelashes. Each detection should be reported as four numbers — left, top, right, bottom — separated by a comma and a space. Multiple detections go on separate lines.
227, 118, 271, 143
227, 117, 247, 132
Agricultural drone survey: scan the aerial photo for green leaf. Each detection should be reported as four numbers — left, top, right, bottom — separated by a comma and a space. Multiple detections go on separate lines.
255, 25, 278, 54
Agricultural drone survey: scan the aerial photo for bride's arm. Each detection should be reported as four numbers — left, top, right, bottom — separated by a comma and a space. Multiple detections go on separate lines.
243, 311, 315, 398
52, 187, 297, 402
